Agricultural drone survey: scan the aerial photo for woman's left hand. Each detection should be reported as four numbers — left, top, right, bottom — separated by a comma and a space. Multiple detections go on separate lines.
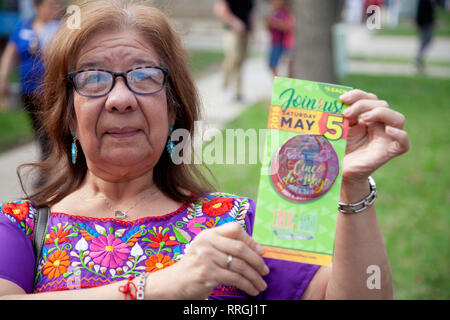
340, 89, 410, 185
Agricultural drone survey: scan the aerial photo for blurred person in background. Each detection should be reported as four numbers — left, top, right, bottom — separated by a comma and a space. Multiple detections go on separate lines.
20, 0, 37, 21
416, 0, 436, 72
266, 0, 295, 77
344, 0, 364, 24
214, 0, 254, 102
364, 0, 384, 21
0, 0, 62, 160
385, 0, 401, 27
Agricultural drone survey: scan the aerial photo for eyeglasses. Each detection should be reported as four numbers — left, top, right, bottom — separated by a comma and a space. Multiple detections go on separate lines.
68, 66, 168, 97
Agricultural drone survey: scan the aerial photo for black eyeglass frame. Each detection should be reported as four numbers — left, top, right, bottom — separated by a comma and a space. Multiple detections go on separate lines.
68, 66, 169, 98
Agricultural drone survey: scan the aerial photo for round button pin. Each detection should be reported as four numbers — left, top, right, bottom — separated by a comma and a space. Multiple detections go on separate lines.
270, 134, 339, 202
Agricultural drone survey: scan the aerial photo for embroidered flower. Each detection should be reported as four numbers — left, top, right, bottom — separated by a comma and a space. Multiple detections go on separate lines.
75, 237, 89, 251
202, 197, 234, 217
186, 217, 206, 234
145, 253, 175, 273
42, 250, 70, 279
205, 218, 217, 228
45, 224, 71, 244
89, 234, 130, 269
1, 201, 29, 222
147, 227, 179, 248
25, 217, 34, 232
130, 243, 144, 257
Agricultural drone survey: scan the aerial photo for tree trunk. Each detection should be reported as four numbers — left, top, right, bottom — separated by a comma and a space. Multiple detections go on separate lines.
289, 0, 341, 83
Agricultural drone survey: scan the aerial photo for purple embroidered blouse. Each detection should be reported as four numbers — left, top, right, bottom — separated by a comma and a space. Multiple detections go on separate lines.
0, 192, 319, 299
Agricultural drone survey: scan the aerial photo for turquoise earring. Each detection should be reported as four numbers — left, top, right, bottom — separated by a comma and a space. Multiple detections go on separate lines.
71, 130, 78, 164
166, 125, 175, 156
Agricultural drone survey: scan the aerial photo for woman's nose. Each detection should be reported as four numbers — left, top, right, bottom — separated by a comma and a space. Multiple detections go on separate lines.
104, 78, 138, 113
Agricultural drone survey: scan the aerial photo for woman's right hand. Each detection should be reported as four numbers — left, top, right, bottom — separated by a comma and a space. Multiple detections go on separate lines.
151, 222, 269, 300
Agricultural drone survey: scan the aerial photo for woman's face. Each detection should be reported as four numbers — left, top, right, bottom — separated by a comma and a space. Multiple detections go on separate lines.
72, 30, 174, 180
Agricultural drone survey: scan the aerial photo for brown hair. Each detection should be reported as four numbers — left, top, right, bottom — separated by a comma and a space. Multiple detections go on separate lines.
20, 0, 214, 207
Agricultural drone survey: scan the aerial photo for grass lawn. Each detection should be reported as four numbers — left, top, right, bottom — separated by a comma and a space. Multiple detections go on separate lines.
377, 8, 450, 37
0, 110, 34, 152
349, 55, 450, 68
207, 74, 450, 299
187, 49, 224, 77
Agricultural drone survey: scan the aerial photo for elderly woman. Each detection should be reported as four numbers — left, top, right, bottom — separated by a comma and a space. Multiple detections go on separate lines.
0, 0, 409, 300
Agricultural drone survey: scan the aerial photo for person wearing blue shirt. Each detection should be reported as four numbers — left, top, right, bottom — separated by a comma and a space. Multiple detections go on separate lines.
0, 0, 61, 160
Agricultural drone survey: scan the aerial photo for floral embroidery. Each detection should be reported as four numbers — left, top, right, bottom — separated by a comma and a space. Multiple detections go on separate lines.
0, 193, 252, 297
186, 217, 206, 234
0, 200, 35, 239
205, 218, 217, 228
89, 234, 130, 269
203, 197, 234, 217
43, 250, 71, 279
1, 201, 30, 221
218, 216, 235, 226
45, 223, 72, 244
145, 226, 179, 249
145, 253, 175, 273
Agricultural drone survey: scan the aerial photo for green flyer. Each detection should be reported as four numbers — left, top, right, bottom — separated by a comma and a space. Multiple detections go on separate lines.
253, 77, 352, 266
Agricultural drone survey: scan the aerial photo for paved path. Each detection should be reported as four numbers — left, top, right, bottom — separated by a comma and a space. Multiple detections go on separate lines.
198, 57, 273, 130
345, 25, 450, 77
0, 142, 40, 203
348, 60, 450, 78
346, 25, 450, 61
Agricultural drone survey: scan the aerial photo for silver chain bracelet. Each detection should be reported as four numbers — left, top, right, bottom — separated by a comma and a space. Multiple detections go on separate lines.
338, 176, 377, 214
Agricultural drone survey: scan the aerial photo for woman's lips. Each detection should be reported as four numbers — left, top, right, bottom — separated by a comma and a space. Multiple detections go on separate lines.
106, 127, 140, 138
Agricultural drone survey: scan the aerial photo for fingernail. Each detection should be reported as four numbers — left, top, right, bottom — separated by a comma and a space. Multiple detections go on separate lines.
361, 112, 372, 119
343, 107, 352, 116
340, 91, 351, 100
260, 280, 268, 291
386, 126, 400, 135
263, 264, 270, 275
255, 244, 264, 255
